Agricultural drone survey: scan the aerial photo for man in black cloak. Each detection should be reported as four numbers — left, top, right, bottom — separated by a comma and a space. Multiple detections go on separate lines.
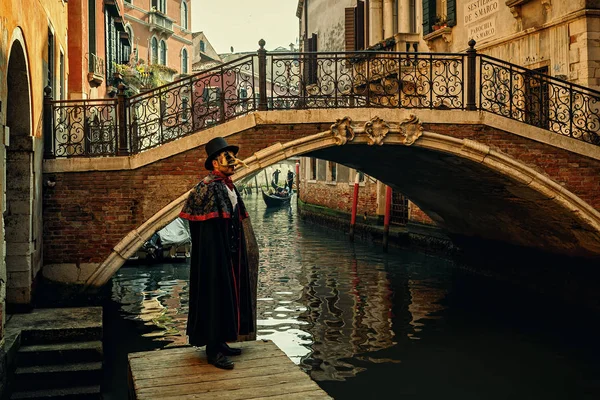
179, 137, 254, 370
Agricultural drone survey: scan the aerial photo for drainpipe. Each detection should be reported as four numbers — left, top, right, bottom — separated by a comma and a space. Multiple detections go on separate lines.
349, 172, 360, 242
383, 185, 392, 252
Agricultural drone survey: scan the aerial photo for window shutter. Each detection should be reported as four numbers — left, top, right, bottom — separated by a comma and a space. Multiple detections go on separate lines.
422, 0, 436, 35
447, 0, 456, 27
345, 7, 356, 52
310, 33, 318, 84
356, 1, 365, 50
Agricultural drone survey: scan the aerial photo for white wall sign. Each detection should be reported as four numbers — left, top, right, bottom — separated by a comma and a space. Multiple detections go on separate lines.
468, 19, 497, 42
464, 0, 499, 25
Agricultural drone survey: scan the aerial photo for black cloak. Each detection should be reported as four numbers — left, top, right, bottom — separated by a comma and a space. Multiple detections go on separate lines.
179, 172, 254, 346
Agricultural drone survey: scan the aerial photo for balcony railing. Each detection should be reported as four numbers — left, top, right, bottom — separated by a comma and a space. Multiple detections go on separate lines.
148, 11, 174, 35
44, 41, 600, 158
87, 53, 105, 87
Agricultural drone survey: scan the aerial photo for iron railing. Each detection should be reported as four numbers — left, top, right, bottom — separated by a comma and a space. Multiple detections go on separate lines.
45, 93, 118, 157
127, 54, 256, 153
480, 54, 600, 145
44, 41, 600, 158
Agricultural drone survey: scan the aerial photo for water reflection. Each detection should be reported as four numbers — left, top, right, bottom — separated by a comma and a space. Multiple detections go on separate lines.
111, 194, 454, 383
109, 194, 600, 398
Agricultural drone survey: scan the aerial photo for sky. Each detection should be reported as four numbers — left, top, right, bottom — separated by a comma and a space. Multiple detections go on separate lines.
191, 0, 300, 54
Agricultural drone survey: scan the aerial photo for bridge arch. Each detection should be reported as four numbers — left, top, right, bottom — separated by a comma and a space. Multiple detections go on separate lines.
84, 120, 600, 288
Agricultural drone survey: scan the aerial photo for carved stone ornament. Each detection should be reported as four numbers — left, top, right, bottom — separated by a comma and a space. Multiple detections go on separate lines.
329, 117, 355, 145
399, 114, 423, 145
364, 116, 389, 146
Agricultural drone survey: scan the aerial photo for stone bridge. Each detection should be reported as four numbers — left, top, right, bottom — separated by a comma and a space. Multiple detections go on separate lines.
41, 44, 600, 289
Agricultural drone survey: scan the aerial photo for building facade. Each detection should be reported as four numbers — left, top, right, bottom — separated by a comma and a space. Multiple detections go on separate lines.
295, 0, 600, 239
124, 0, 193, 80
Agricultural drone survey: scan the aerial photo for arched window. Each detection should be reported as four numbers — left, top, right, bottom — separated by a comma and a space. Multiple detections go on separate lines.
200, 40, 205, 52
181, 2, 188, 30
151, 37, 158, 64
125, 26, 134, 62
159, 40, 167, 65
181, 48, 188, 74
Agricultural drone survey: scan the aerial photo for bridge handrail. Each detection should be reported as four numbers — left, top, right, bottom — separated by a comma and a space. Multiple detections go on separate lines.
479, 53, 600, 97
126, 54, 258, 153
127, 54, 257, 101
43, 42, 600, 158
478, 54, 600, 145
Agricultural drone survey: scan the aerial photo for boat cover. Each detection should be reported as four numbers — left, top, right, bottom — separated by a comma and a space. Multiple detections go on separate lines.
158, 217, 191, 246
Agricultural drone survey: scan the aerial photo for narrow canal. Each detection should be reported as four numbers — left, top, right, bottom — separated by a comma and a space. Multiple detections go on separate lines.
102, 194, 600, 399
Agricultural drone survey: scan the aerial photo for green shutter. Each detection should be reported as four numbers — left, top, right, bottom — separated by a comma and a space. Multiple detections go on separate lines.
447, 0, 457, 27
422, 0, 436, 35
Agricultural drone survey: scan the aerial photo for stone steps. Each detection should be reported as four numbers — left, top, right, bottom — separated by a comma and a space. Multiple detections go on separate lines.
16, 341, 103, 366
10, 385, 101, 400
6, 307, 104, 400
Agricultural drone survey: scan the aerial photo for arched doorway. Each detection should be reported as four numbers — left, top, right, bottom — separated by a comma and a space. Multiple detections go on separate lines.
5, 39, 33, 306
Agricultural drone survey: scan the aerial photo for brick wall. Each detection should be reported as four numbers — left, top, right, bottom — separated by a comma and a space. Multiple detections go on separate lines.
43, 122, 600, 266
43, 125, 319, 264
426, 124, 600, 210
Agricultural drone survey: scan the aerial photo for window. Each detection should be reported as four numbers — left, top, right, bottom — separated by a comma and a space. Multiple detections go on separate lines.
159, 40, 166, 65
181, 1, 188, 30
200, 40, 205, 52
88, 0, 96, 55
304, 33, 318, 85
152, 0, 166, 13
327, 161, 337, 182
181, 48, 188, 73
59, 51, 65, 100
125, 26, 134, 62
47, 28, 54, 90
202, 87, 221, 104
422, 0, 456, 35
344, 1, 365, 51
310, 158, 317, 180
151, 37, 158, 64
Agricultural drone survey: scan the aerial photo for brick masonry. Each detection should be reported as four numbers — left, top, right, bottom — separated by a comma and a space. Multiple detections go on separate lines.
43, 122, 600, 265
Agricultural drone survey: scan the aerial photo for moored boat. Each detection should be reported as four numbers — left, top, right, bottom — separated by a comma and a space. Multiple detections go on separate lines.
262, 188, 292, 208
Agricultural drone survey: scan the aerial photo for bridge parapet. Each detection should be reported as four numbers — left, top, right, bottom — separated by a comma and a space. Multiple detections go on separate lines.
43, 41, 600, 159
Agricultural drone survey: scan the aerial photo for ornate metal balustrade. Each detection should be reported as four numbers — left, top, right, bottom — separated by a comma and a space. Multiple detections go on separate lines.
44, 87, 118, 157
127, 54, 256, 152
269, 51, 465, 110
480, 55, 600, 145
43, 41, 600, 158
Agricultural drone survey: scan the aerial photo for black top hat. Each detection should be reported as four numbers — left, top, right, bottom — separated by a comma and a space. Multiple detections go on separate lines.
204, 137, 239, 170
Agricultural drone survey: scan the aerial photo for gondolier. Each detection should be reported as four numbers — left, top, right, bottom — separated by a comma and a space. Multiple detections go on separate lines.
179, 137, 254, 370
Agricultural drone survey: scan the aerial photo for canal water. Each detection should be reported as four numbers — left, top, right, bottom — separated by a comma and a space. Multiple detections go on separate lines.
103, 194, 600, 399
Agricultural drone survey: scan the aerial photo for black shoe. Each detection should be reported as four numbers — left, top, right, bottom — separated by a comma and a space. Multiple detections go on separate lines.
220, 342, 242, 356
207, 352, 234, 370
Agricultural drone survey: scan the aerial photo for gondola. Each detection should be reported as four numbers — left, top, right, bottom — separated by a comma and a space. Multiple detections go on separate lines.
261, 188, 292, 208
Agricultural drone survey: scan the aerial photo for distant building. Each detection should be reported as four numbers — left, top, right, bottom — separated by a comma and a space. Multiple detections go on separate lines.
192, 32, 223, 72
124, 0, 193, 80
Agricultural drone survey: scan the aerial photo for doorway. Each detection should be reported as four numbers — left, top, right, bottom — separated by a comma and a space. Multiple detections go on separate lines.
5, 40, 33, 305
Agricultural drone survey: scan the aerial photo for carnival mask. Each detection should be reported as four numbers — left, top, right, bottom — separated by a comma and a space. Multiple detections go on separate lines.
215, 150, 247, 170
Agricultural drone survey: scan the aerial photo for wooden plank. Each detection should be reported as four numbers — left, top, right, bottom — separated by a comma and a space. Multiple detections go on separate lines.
129, 340, 331, 400
136, 370, 316, 397
153, 382, 324, 400
129, 347, 282, 370
134, 364, 300, 390
132, 355, 291, 380
254, 390, 331, 400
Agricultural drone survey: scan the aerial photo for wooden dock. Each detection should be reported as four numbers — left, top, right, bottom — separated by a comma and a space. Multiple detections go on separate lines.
128, 339, 332, 400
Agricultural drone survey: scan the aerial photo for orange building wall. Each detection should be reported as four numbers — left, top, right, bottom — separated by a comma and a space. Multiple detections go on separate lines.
0, 0, 69, 137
